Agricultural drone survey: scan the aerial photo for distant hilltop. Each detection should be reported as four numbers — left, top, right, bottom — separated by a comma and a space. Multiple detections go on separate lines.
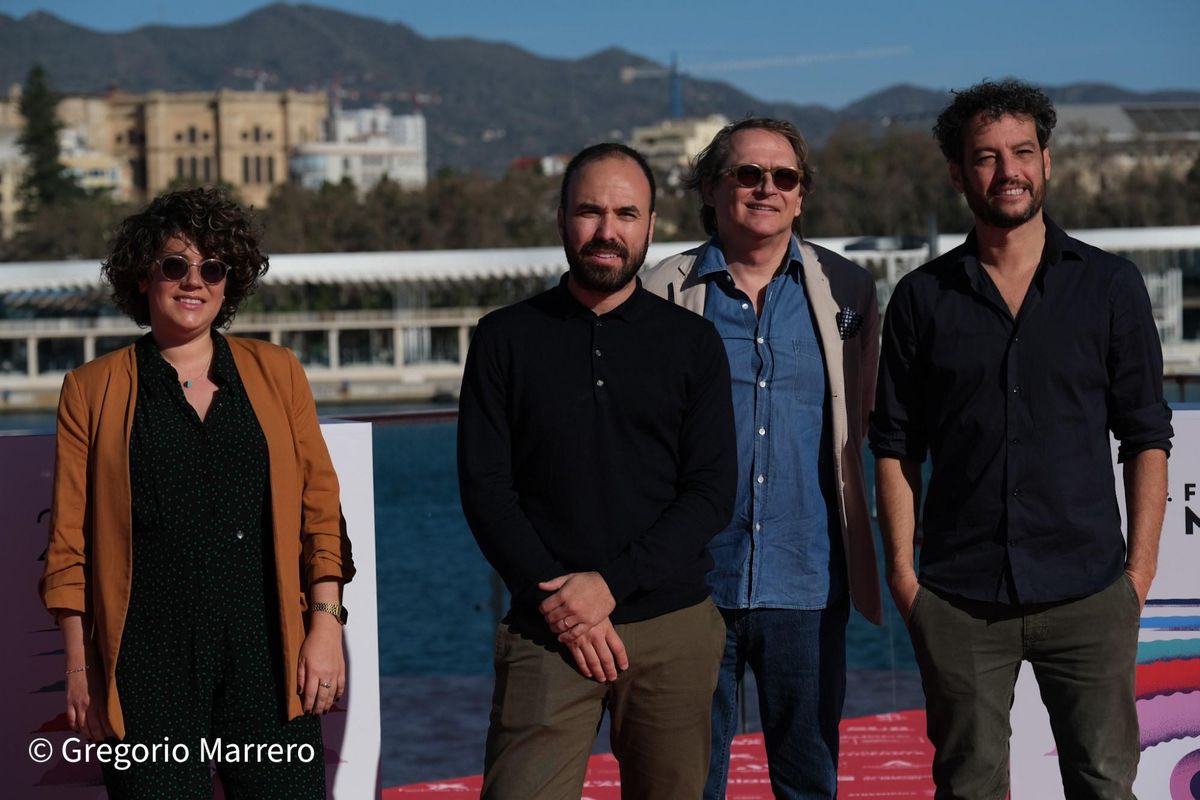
2, 3, 1198, 173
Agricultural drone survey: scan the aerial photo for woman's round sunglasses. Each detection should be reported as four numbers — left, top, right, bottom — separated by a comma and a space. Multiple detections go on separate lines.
724, 163, 803, 193
155, 255, 229, 285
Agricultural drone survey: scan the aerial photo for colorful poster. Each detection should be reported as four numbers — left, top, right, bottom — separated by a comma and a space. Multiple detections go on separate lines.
1011, 413, 1200, 798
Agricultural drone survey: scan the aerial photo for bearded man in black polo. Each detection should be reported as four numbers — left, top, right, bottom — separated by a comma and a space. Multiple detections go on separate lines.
458, 142, 736, 799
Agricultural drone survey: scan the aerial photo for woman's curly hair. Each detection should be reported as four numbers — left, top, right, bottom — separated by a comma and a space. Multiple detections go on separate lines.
101, 186, 269, 328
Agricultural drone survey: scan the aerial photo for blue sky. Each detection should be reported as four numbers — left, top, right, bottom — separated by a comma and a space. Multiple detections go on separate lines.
2, 0, 1197, 108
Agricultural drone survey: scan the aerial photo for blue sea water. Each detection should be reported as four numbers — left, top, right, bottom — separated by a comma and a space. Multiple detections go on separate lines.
0, 409, 1033, 783
2, 407, 921, 675
8, 404, 1180, 783
372, 420, 920, 678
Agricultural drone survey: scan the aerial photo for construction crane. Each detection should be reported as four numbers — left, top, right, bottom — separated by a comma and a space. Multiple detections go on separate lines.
619, 45, 912, 118
230, 67, 278, 92
326, 74, 443, 113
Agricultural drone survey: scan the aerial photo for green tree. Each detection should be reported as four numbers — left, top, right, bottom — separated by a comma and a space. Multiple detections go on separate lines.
655, 184, 707, 242
804, 123, 968, 238
1185, 158, 1200, 223
16, 65, 79, 219
260, 182, 316, 254
0, 195, 135, 261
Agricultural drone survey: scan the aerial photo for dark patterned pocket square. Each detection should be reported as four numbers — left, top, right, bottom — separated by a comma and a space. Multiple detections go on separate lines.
836, 307, 863, 340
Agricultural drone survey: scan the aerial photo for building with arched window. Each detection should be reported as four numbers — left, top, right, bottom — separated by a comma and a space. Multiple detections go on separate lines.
0, 86, 329, 209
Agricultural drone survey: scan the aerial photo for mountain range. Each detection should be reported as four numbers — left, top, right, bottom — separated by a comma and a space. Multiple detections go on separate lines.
2, 3, 1197, 173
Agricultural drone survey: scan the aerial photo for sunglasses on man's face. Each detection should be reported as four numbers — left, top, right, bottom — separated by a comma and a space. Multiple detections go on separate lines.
724, 163, 804, 193
155, 255, 229, 285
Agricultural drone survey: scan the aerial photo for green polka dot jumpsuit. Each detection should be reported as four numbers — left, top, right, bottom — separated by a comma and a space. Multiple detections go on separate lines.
102, 333, 325, 799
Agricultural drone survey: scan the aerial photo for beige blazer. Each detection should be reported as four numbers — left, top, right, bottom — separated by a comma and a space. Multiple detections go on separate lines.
641, 241, 883, 624
39, 335, 355, 738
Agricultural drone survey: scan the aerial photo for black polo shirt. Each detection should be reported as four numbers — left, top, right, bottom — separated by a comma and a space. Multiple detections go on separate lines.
457, 276, 736, 627
870, 218, 1173, 605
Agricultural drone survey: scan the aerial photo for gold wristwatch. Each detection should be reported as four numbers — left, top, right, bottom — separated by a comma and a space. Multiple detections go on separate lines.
310, 602, 348, 626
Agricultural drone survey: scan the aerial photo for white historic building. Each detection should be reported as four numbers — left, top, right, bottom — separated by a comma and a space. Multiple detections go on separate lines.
290, 105, 427, 192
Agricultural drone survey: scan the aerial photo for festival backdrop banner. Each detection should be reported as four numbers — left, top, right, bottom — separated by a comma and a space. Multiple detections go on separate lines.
3, 422, 381, 799
1011, 412, 1200, 798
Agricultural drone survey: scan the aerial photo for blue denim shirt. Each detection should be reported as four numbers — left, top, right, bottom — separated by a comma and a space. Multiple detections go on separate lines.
697, 237, 845, 609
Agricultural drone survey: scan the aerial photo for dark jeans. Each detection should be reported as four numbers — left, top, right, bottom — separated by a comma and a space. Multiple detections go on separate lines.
704, 601, 850, 800
482, 598, 726, 800
908, 574, 1141, 800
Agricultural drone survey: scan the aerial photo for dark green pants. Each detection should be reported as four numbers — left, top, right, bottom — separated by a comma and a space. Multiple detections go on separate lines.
482, 598, 726, 800
908, 574, 1141, 800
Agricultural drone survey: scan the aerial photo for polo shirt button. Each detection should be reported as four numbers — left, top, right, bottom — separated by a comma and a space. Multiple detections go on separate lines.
756, 474, 765, 484
594, 349, 602, 357
235, 530, 245, 540
741, 302, 750, 310
754, 522, 762, 531
759, 380, 767, 388
758, 427, 766, 436
596, 379, 605, 387
756, 336, 764, 344
1012, 386, 1021, 393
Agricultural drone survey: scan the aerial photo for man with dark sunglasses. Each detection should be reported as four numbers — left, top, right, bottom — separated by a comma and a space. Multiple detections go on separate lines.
459, 143, 736, 798
642, 117, 883, 799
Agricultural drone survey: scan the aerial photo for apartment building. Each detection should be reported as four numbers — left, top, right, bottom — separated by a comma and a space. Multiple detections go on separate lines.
2, 87, 329, 209
629, 114, 729, 180
291, 105, 427, 192
97, 89, 328, 207
0, 131, 21, 239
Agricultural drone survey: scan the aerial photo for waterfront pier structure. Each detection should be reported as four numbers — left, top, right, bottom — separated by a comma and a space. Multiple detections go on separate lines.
1, 226, 1197, 408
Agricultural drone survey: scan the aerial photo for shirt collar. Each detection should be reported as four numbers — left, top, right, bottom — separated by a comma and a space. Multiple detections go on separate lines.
1042, 216, 1084, 263
694, 235, 805, 281
135, 334, 174, 394
135, 329, 234, 394
958, 215, 1082, 291
551, 272, 649, 322
209, 331, 238, 384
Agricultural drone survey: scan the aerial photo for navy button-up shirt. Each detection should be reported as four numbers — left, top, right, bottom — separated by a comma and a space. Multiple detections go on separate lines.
870, 219, 1173, 605
698, 237, 843, 610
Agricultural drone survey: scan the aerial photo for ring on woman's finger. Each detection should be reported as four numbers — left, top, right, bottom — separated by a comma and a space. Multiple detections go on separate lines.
320, 681, 332, 688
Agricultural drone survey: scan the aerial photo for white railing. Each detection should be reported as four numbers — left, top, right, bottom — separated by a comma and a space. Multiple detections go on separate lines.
2, 227, 1197, 405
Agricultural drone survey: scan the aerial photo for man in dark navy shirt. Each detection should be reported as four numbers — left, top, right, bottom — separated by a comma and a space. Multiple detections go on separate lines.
871, 79, 1172, 799
458, 143, 736, 799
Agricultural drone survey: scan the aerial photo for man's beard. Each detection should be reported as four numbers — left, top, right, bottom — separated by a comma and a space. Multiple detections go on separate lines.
968, 175, 1047, 229
565, 234, 649, 293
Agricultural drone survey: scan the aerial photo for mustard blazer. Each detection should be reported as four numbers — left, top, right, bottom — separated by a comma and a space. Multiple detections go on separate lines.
641, 240, 883, 625
39, 335, 356, 738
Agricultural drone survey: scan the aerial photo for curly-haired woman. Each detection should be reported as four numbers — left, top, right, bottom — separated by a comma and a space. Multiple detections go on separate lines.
39, 186, 355, 798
